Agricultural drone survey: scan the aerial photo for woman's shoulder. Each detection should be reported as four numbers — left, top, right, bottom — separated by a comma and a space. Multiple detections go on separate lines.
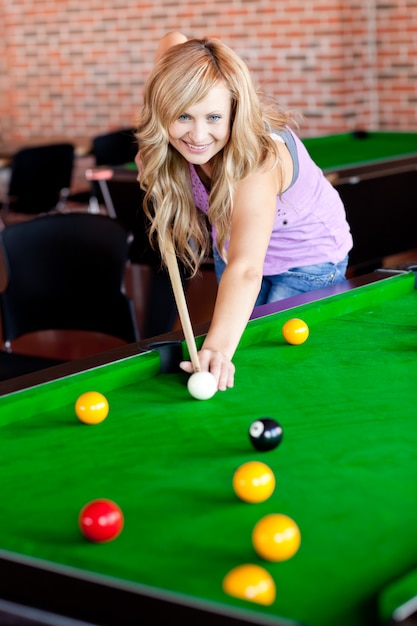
270, 126, 297, 144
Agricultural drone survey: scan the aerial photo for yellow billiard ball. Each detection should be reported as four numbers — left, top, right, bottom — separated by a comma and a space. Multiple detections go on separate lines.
222, 563, 276, 605
252, 513, 301, 562
75, 391, 109, 424
282, 318, 309, 345
232, 461, 275, 503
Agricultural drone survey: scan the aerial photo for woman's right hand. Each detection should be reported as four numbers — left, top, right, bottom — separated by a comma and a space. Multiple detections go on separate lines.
180, 348, 235, 391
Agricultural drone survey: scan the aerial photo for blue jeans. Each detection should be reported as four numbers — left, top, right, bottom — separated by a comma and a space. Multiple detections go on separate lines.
212, 247, 349, 306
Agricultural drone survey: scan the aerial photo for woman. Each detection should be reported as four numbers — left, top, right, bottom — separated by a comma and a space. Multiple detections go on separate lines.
135, 32, 352, 391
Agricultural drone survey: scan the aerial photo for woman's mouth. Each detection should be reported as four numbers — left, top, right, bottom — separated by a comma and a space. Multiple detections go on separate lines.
184, 141, 212, 152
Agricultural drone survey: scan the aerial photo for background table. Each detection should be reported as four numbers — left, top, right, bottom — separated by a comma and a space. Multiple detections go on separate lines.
302, 131, 417, 273
0, 269, 416, 626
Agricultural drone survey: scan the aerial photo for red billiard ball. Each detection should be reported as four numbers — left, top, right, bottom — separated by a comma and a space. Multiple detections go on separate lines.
282, 318, 309, 345
79, 498, 124, 543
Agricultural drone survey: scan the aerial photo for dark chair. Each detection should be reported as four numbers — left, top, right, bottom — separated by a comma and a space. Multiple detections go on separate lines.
3, 143, 75, 215
0, 212, 139, 381
88, 129, 138, 212
92, 128, 138, 167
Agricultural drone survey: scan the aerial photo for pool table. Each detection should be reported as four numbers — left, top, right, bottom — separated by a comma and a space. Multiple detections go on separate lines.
0, 269, 417, 626
87, 130, 417, 275
302, 131, 417, 273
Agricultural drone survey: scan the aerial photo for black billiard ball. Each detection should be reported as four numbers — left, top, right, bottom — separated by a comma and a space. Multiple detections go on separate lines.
249, 418, 283, 452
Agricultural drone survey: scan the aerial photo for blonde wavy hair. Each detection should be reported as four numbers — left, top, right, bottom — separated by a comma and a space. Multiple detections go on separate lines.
136, 38, 292, 276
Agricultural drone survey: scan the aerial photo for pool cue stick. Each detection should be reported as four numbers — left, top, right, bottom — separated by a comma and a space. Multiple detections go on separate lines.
165, 238, 201, 372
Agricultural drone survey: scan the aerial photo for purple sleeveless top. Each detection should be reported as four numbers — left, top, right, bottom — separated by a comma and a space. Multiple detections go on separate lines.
189, 128, 352, 275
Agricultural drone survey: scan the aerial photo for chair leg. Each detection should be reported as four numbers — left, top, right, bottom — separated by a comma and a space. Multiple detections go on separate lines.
88, 196, 101, 214
97, 179, 117, 218
56, 187, 70, 212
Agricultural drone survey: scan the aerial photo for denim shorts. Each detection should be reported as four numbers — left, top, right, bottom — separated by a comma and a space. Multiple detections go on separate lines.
212, 247, 349, 306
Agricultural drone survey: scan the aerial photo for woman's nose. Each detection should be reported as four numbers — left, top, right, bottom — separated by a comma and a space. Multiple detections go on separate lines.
188, 122, 207, 144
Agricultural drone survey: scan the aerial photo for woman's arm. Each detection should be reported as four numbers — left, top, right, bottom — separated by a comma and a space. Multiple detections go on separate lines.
181, 161, 280, 390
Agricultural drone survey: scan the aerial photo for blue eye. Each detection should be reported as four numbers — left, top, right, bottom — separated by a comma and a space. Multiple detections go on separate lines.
178, 114, 190, 121
208, 115, 221, 122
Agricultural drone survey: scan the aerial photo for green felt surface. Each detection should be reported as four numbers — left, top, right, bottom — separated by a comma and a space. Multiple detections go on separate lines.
1, 272, 417, 626
302, 131, 417, 170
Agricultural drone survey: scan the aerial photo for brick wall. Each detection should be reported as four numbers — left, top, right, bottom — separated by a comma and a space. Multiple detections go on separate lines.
1, 0, 417, 146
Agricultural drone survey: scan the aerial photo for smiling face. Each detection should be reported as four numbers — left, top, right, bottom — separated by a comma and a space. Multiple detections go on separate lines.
168, 83, 232, 173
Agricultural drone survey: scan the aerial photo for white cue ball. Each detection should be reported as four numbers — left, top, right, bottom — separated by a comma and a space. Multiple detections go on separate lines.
187, 371, 217, 400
